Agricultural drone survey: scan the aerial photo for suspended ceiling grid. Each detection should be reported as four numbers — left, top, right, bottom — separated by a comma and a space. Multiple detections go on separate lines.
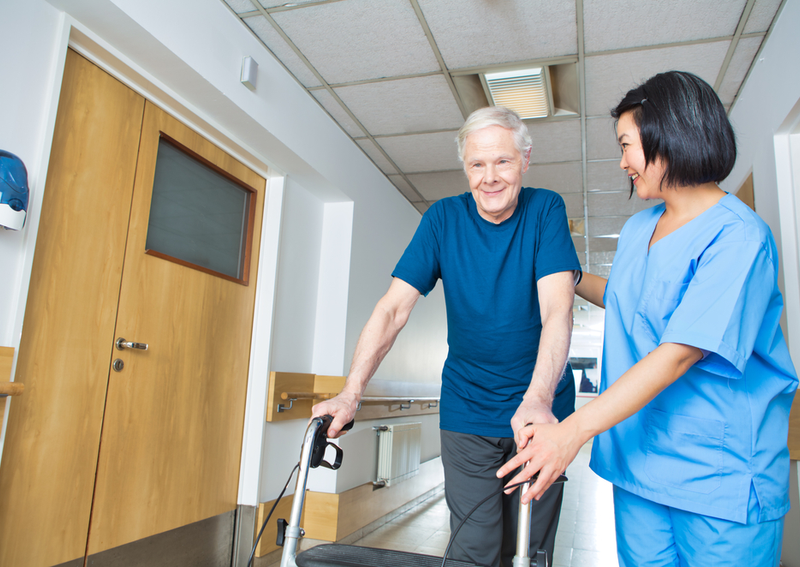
221, 0, 784, 287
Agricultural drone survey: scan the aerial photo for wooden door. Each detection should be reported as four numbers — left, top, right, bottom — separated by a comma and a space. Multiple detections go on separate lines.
86, 101, 265, 554
0, 50, 266, 565
0, 50, 146, 567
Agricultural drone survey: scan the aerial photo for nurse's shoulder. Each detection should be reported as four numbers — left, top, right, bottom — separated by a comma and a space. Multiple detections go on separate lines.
716, 193, 778, 252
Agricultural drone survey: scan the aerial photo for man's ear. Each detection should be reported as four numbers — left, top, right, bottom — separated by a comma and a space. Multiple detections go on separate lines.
523, 147, 532, 172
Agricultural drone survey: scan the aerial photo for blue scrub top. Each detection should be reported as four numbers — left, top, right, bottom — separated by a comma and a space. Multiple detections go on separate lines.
590, 194, 798, 524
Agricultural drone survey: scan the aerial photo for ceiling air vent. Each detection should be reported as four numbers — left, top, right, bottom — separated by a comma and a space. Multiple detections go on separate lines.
482, 67, 549, 119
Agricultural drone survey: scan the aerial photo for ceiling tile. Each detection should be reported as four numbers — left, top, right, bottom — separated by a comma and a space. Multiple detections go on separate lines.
244, 15, 322, 87
417, 0, 577, 70
223, 0, 257, 14
528, 119, 582, 163
271, 0, 440, 84
583, 0, 746, 53
356, 138, 397, 174
587, 160, 628, 193
718, 36, 763, 104
588, 191, 658, 217
744, 0, 783, 33
406, 170, 468, 201
588, 216, 628, 237
377, 131, 461, 173
561, 192, 585, 218
334, 75, 464, 136
588, 236, 619, 252
388, 174, 424, 202
312, 89, 364, 137
584, 41, 731, 116
587, 117, 619, 160
523, 162, 583, 194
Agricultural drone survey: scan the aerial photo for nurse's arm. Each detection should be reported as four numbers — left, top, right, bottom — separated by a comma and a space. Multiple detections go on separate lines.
575, 272, 607, 308
498, 342, 703, 504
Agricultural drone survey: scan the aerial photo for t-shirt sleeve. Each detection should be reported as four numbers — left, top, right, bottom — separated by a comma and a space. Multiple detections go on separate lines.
391, 206, 441, 296
534, 192, 581, 281
659, 240, 775, 378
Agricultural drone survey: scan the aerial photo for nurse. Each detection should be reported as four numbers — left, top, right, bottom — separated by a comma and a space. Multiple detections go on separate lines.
498, 70, 798, 566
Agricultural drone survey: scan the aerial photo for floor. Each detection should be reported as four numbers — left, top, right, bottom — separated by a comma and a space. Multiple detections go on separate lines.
263, 441, 618, 567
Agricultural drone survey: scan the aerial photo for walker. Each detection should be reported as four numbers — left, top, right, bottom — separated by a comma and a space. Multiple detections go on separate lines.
274, 415, 552, 567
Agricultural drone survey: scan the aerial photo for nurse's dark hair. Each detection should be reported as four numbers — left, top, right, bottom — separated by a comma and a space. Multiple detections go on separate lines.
611, 71, 736, 195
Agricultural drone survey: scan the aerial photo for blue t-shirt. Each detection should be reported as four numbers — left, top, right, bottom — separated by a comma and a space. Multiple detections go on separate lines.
590, 194, 798, 523
392, 188, 581, 437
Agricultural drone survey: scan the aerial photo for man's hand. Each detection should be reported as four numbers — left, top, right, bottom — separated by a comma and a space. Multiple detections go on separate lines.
311, 391, 360, 438
510, 397, 558, 451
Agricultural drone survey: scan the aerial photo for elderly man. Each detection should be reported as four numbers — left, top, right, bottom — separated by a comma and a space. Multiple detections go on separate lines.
313, 106, 580, 567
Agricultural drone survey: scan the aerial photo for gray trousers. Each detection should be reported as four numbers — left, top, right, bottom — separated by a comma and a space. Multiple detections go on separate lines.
440, 429, 564, 567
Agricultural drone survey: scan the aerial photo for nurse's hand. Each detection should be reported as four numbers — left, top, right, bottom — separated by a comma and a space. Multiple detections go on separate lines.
510, 398, 558, 450
497, 420, 582, 504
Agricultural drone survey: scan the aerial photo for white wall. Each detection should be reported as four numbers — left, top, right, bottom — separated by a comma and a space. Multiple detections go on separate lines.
0, 1, 63, 347
0, 0, 449, 506
271, 178, 325, 373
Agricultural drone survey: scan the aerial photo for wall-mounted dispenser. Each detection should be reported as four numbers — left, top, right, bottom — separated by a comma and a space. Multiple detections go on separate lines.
0, 150, 29, 231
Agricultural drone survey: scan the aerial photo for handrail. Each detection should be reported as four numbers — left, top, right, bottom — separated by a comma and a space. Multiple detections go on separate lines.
278, 391, 439, 413
0, 382, 24, 398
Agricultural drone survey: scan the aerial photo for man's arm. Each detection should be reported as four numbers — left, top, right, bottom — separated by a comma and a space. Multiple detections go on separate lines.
510, 271, 575, 448
311, 277, 422, 437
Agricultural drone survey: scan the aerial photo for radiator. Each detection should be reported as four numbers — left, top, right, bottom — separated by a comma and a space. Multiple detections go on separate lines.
376, 422, 421, 487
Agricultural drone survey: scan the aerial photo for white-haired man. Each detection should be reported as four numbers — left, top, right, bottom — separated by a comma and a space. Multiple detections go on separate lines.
313, 106, 580, 567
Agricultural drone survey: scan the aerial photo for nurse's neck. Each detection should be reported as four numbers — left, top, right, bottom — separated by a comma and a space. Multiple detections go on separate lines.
650, 182, 725, 250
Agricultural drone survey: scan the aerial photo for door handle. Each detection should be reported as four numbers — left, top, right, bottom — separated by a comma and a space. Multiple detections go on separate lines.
116, 337, 149, 351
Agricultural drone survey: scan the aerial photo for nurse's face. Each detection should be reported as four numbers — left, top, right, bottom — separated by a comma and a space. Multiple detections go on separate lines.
617, 111, 666, 200
463, 125, 530, 224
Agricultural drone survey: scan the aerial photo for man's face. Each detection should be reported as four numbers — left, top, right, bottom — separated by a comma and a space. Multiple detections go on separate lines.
463, 125, 529, 224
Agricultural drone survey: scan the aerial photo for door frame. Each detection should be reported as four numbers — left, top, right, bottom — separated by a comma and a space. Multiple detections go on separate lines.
0, 16, 285, 535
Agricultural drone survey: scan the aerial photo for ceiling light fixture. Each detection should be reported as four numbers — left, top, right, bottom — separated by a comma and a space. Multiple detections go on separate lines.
482, 67, 550, 119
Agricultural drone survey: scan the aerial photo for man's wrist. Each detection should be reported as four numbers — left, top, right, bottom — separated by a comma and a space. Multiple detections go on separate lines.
522, 383, 555, 406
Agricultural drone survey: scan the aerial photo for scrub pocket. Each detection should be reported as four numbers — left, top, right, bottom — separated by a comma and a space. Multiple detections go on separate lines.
644, 408, 724, 494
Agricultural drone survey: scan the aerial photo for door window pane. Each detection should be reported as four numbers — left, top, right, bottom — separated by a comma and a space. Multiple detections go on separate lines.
145, 137, 254, 282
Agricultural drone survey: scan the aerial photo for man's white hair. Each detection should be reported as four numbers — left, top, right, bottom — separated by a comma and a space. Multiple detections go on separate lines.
455, 106, 532, 163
